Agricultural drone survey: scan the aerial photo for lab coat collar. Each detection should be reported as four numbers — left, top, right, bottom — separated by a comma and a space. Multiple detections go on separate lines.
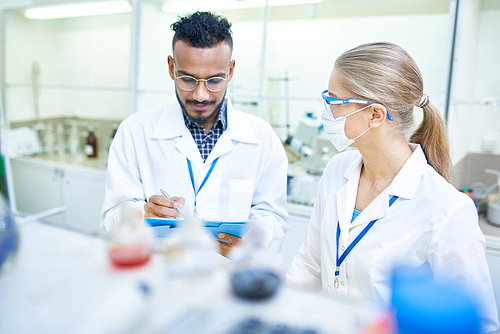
202, 99, 260, 167
336, 144, 427, 241
150, 98, 259, 171
387, 143, 427, 200
151, 101, 188, 140
225, 99, 260, 144
152, 101, 203, 169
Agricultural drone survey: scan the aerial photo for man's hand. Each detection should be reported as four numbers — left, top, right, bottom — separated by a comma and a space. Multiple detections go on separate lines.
218, 233, 241, 258
144, 194, 185, 218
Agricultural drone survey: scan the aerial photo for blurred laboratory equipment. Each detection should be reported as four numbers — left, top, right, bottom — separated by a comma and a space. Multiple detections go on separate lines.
284, 113, 337, 176
44, 123, 55, 155
55, 123, 65, 155
85, 126, 97, 158
107, 201, 155, 268
161, 217, 218, 278
229, 222, 285, 299
0, 193, 19, 273
31, 61, 45, 151
1, 127, 42, 157
284, 113, 337, 206
485, 168, 500, 226
391, 266, 480, 334
287, 173, 320, 206
68, 122, 80, 154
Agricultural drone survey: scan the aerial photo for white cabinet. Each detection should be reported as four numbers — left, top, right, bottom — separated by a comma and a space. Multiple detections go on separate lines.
10, 157, 107, 236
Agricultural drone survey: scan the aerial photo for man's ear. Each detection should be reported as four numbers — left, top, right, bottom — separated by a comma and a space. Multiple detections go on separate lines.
227, 59, 236, 81
369, 104, 390, 128
167, 55, 175, 80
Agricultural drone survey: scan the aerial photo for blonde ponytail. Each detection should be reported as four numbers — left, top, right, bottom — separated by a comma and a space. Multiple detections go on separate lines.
409, 103, 452, 182
335, 42, 453, 182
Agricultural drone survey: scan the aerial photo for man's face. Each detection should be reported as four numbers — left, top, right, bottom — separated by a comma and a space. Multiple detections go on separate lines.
168, 41, 235, 129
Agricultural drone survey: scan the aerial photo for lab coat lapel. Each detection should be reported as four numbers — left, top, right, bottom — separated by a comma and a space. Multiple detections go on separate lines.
204, 99, 259, 165
350, 191, 390, 229
349, 144, 428, 228
151, 102, 204, 170
336, 156, 363, 246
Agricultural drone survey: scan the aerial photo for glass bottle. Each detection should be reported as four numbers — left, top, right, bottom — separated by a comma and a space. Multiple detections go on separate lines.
161, 217, 218, 278
229, 222, 285, 299
107, 201, 155, 268
68, 122, 80, 155
55, 123, 65, 155
85, 126, 97, 158
44, 123, 55, 155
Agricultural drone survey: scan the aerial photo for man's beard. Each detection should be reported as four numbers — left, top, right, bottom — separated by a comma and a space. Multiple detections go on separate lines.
176, 90, 226, 126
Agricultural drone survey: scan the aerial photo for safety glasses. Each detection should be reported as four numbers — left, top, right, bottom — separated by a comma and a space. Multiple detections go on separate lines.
175, 74, 229, 92
173, 60, 230, 92
321, 90, 394, 121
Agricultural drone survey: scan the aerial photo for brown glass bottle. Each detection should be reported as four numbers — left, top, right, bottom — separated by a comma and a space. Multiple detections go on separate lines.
85, 126, 97, 158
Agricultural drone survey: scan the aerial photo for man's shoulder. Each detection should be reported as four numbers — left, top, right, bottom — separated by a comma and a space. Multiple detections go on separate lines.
231, 108, 274, 133
121, 105, 171, 129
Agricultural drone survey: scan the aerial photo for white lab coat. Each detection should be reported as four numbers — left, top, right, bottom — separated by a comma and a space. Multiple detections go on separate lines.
287, 144, 499, 334
100, 99, 289, 249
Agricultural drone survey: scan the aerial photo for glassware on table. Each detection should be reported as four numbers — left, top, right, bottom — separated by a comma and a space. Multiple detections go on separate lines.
107, 201, 155, 268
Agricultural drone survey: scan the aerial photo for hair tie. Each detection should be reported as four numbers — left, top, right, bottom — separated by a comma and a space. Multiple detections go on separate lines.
417, 94, 430, 108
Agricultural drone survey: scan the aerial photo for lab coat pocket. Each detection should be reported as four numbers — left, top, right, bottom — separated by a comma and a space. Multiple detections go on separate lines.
228, 179, 255, 221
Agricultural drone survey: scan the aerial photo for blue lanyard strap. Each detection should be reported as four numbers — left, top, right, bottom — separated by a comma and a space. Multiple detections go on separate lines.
186, 157, 219, 216
334, 195, 398, 288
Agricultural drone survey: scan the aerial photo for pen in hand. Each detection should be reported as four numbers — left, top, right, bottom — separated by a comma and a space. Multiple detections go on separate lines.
160, 189, 184, 218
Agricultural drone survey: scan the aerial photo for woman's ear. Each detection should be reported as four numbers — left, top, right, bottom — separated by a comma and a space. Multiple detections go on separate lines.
369, 104, 389, 128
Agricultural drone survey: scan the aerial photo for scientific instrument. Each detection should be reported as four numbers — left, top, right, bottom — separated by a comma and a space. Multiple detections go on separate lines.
285, 113, 337, 175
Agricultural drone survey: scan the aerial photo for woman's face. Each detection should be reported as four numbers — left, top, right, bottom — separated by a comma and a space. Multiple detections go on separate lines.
327, 68, 372, 142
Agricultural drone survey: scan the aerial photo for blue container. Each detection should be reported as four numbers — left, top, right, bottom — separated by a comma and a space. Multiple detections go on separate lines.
0, 195, 18, 272
391, 267, 480, 334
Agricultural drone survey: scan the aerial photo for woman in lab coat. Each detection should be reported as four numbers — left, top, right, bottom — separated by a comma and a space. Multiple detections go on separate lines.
286, 42, 499, 333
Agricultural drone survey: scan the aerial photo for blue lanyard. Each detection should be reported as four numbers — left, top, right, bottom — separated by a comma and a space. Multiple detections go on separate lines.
334, 195, 398, 289
186, 157, 219, 217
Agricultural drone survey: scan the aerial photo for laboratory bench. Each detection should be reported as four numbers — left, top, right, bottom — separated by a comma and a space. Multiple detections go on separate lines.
0, 219, 382, 334
29, 152, 108, 170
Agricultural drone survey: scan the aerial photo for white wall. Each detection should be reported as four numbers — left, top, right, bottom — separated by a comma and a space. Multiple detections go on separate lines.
2, 0, 499, 161
449, 1, 500, 163
3, 9, 130, 123
135, 7, 450, 141
262, 14, 449, 139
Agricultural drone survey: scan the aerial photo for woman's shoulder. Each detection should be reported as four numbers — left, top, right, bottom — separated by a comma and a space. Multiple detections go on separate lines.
419, 164, 476, 213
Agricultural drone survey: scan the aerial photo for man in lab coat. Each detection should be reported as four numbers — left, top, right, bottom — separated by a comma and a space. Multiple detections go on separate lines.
100, 11, 289, 256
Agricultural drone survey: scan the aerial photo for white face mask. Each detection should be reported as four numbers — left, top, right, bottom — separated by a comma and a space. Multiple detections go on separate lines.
321, 105, 372, 152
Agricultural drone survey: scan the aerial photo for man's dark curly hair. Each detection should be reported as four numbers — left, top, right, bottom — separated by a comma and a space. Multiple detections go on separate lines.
171, 11, 233, 50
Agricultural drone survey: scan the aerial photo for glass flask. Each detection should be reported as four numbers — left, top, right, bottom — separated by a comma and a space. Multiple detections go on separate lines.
229, 222, 285, 300
161, 217, 218, 278
107, 202, 155, 268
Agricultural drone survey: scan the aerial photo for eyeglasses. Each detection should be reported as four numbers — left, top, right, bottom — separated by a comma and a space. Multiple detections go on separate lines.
174, 64, 229, 92
321, 90, 394, 121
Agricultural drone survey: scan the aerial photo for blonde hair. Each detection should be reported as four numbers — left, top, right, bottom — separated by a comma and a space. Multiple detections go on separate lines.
334, 42, 452, 182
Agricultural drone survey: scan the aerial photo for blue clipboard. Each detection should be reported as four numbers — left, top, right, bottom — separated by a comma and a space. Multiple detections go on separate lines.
144, 217, 249, 240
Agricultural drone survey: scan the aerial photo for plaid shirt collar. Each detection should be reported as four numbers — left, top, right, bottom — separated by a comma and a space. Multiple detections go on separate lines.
182, 99, 227, 133
182, 99, 228, 162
